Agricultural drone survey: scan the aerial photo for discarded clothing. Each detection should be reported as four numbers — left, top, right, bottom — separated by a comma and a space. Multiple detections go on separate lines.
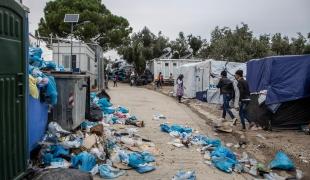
269, 151, 295, 170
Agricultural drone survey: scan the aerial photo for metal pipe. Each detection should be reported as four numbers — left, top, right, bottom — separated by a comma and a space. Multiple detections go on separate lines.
70, 23, 73, 71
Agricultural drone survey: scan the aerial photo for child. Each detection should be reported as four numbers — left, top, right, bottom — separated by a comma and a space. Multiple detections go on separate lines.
113, 74, 118, 87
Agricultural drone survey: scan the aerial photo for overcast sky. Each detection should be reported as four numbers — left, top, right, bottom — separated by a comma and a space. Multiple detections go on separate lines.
24, 0, 310, 40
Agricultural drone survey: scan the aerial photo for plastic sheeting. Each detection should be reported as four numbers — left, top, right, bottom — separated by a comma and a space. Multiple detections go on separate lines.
174, 60, 246, 104
247, 55, 310, 104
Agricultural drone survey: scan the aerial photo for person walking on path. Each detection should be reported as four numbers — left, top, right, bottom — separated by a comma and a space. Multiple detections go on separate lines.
234, 70, 255, 130
113, 74, 118, 87
217, 71, 237, 123
176, 74, 185, 103
156, 72, 163, 89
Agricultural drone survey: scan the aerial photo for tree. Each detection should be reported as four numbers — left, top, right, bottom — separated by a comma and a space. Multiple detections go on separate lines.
290, 32, 307, 54
271, 33, 290, 55
118, 27, 170, 74
37, 0, 132, 51
170, 32, 191, 59
304, 32, 310, 54
187, 34, 203, 56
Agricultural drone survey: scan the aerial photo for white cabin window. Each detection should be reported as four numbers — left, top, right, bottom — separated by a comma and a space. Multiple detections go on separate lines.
63, 55, 70, 68
87, 57, 91, 71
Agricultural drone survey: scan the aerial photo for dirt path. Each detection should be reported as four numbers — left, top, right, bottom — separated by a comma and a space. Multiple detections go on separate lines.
101, 84, 246, 180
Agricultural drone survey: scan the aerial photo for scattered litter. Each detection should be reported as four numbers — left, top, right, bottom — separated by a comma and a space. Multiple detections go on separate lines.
172, 170, 196, 180
48, 122, 70, 135
82, 134, 97, 150
264, 172, 286, 180
233, 144, 240, 149
71, 152, 96, 172
296, 169, 303, 180
256, 134, 266, 140
269, 151, 295, 170
98, 164, 126, 179
90, 124, 104, 136
214, 123, 233, 133
153, 113, 167, 120
30, 89, 158, 180
226, 143, 234, 148
204, 160, 212, 166
211, 146, 237, 173
203, 152, 211, 160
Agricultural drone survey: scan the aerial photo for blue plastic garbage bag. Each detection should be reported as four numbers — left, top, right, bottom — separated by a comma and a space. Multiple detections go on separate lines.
269, 151, 295, 170
80, 121, 98, 129
90, 92, 97, 101
50, 145, 69, 157
103, 107, 115, 114
119, 151, 156, 173
118, 106, 129, 113
192, 135, 222, 147
42, 145, 69, 165
46, 76, 58, 105
160, 123, 192, 134
98, 98, 112, 108
29, 47, 44, 67
211, 146, 237, 173
29, 55, 44, 67
98, 164, 126, 179
160, 123, 171, 133
171, 124, 192, 134
45, 61, 57, 70
42, 153, 53, 165
29, 47, 43, 58
135, 164, 156, 174
211, 146, 236, 161
212, 156, 236, 173
57, 65, 65, 71
71, 152, 96, 172
172, 170, 196, 180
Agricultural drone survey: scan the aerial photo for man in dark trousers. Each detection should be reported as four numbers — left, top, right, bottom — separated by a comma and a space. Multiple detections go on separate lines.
234, 70, 254, 130
217, 71, 237, 123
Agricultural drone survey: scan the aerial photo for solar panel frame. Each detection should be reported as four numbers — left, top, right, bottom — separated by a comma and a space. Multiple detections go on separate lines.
64, 14, 80, 23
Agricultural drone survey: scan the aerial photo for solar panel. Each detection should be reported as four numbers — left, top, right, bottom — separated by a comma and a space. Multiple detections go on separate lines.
64, 14, 80, 23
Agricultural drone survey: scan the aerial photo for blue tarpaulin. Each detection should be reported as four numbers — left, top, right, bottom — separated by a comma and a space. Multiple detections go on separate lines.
247, 55, 310, 104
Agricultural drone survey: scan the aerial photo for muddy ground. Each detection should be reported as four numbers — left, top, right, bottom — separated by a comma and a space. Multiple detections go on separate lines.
94, 83, 247, 180
144, 84, 310, 179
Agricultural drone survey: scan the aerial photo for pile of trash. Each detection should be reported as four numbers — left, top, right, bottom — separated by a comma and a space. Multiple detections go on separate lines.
160, 123, 302, 179
30, 91, 157, 179
28, 47, 64, 105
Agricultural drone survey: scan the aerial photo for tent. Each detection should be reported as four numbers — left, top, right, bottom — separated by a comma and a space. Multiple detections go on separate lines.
246, 55, 310, 129
174, 60, 246, 104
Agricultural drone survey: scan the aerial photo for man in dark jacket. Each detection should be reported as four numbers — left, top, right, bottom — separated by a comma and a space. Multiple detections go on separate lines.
217, 71, 237, 122
235, 70, 254, 130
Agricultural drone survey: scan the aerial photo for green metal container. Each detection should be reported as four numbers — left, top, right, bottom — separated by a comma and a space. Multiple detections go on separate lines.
0, 0, 28, 179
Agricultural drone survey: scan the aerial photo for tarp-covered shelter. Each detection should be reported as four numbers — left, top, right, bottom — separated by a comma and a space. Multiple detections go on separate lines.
174, 60, 246, 104
246, 55, 310, 129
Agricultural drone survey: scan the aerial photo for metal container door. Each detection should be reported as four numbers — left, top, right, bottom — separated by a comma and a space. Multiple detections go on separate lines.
0, 0, 27, 179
